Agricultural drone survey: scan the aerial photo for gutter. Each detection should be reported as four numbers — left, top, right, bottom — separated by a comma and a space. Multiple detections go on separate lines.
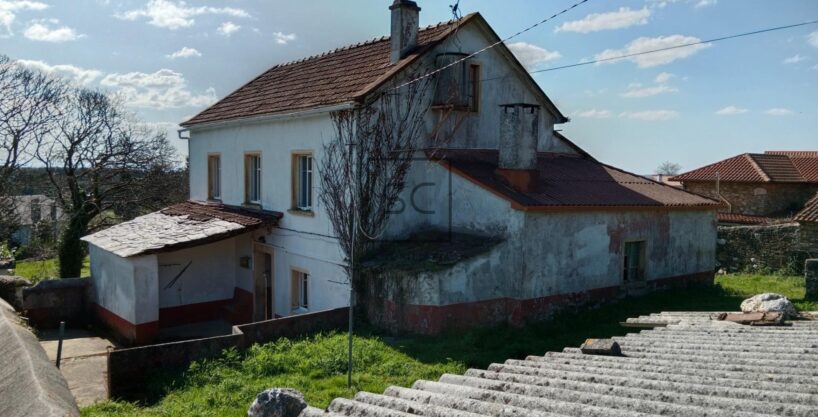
179, 102, 357, 133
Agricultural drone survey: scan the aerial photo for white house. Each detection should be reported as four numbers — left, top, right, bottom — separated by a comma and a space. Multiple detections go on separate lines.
83, 1, 720, 344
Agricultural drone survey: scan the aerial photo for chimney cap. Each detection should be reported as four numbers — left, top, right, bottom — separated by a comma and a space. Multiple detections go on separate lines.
390, 0, 421, 11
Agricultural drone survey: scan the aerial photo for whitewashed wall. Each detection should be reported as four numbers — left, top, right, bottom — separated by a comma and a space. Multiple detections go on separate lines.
157, 238, 238, 309
89, 244, 158, 325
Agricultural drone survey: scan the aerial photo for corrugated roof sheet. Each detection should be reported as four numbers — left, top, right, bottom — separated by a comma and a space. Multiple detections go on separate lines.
795, 192, 818, 222
672, 152, 818, 183
434, 149, 719, 209
81, 202, 281, 257
182, 17, 470, 127
302, 311, 818, 417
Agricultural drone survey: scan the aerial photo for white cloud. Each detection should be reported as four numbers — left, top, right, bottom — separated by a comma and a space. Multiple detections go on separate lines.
782, 54, 808, 64
217, 21, 239, 36
556, 7, 650, 33
100, 68, 217, 109
273, 31, 296, 45
595, 35, 711, 68
694, 0, 717, 8
619, 110, 678, 121
715, 105, 748, 115
765, 108, 793, 116
506, 42, 561, 69
23, 19, 83, 42
810, 31, 818, 48
621, 84, 677, 98
115, 0, 249, 30
0, 0, 48, 34
654, 72, 674, 83
16, 59, 102, 84
573, 109, 612, 119
166, 46, 201, 59
648, 0, 717, 8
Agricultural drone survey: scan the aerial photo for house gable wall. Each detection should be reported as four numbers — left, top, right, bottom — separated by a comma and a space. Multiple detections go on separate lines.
683, 181, 818, 216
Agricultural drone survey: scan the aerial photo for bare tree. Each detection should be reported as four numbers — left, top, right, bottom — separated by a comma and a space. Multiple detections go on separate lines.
655, 161, 682, 176
36, 87, 178, 277
0, 55, 67, 241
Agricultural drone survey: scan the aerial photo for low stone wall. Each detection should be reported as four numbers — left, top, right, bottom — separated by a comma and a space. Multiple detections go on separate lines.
717, 223, 816, 274
0, 298, 80, 417
806, 259, 818, 299
108, 307, 348, 400
22, 278, 92, 329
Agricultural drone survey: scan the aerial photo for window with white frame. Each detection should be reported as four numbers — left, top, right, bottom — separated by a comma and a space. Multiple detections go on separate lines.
245, 153, 261, 204
290, 270, 309, 310
294, 154, 313, 210
208, 154, 221, 200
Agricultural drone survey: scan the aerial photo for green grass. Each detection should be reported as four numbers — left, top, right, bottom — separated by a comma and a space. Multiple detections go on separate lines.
82, 274, 816, 417
14, 256, 90, 283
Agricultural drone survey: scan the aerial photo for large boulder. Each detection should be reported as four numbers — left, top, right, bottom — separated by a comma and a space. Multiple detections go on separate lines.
740, 293, 797, 318
248, 388, 307, 417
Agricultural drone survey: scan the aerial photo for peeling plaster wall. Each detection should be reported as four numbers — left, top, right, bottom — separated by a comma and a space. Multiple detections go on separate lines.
367, 209, 717, 327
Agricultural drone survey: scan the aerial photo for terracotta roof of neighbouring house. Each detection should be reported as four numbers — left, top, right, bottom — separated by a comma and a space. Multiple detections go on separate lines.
795, 192, 818, 223
300, 312, 818, 417
182, 13, 566, 128
717, 212, 776, 225
81, 202, 281, 257
671, 152, 818, 183
431, 149, 719, 210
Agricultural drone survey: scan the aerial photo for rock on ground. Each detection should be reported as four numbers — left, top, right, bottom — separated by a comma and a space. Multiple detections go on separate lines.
740, 293, 797, 317
248, 388, 307, 417
0, 275, 31, 308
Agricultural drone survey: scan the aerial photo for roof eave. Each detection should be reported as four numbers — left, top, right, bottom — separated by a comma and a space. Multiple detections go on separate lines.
181, 102, 356, 130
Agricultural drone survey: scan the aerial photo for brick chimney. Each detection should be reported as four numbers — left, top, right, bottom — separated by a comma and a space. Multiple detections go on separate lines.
390, 0, 421, 63
496, 103, 540, 192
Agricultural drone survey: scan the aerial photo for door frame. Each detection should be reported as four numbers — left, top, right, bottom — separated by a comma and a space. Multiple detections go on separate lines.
253, 242, 276, 321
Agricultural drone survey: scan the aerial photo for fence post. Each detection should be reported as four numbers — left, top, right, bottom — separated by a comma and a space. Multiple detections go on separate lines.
56, 321, 65, 369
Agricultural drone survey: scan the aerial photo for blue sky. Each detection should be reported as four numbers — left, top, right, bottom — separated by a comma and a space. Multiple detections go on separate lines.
2, 0, 817, 174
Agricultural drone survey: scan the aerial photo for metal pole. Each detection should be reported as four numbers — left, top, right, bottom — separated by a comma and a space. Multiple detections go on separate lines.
347, 136, 356, 389
56, 321, 65, 369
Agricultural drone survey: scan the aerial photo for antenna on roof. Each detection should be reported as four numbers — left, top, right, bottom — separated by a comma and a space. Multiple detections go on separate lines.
449, 0, 462, 20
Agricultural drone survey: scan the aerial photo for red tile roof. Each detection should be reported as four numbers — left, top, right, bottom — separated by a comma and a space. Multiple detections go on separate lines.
672, 152, 818, 183
717, 212, 776, 225
795, 193, 818, 223
432, 149, 720, 210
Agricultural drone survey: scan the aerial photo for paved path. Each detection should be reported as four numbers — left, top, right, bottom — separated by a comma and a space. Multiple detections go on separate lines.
39, 329, 116, 407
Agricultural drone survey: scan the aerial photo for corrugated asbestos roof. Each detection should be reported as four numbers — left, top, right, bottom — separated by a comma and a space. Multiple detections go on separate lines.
433, 149, 719, 209
182, 17, 469, 127
302, 311, 818, 417
672, 152, 818, 183
81, 202, 281, 257
795, 192, 818, 222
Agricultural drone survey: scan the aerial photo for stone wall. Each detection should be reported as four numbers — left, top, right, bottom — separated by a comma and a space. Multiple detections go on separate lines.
22, 277, 92, 329
716, 223, 817, 274
108, 307, 347, 400
684, 181, 818, 217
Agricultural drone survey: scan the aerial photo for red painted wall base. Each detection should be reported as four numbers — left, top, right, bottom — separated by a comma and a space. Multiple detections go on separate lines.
94, 304, 159, 346
366, 271, 714, 335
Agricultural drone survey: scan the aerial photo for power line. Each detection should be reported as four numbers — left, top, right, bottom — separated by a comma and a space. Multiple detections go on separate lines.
530, 19, 818, 74
393, 0, 591, 91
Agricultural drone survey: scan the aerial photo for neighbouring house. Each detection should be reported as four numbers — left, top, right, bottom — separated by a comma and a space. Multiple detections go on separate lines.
8, 195, 63, 246
83, 1, 721, 343
671, 151, 818, 225
795, 192, 818, 247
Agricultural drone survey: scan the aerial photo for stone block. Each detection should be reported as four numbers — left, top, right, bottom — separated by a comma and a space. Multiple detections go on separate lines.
580, 338, 622, 356
248, 388, 307, 417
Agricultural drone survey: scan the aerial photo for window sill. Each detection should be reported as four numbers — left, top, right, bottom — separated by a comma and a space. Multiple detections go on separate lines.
287, 208, 314, 217
291, 307, 309, 314
431, 104, 478, 113
207, 198, 222, 203
243, 202, 263, 210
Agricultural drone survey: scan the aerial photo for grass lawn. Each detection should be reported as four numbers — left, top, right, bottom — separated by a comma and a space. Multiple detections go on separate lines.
82, 274, 816, 417
14, 256, 90, 283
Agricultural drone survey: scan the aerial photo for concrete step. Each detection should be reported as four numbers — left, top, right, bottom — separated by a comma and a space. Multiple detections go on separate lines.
415, 378, 775, 417
498, 359, 818, 394
461, 369, 815, 416
482, 363, 818, 404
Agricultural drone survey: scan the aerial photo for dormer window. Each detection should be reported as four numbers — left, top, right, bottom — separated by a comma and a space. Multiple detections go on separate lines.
433, 53, 480, 112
